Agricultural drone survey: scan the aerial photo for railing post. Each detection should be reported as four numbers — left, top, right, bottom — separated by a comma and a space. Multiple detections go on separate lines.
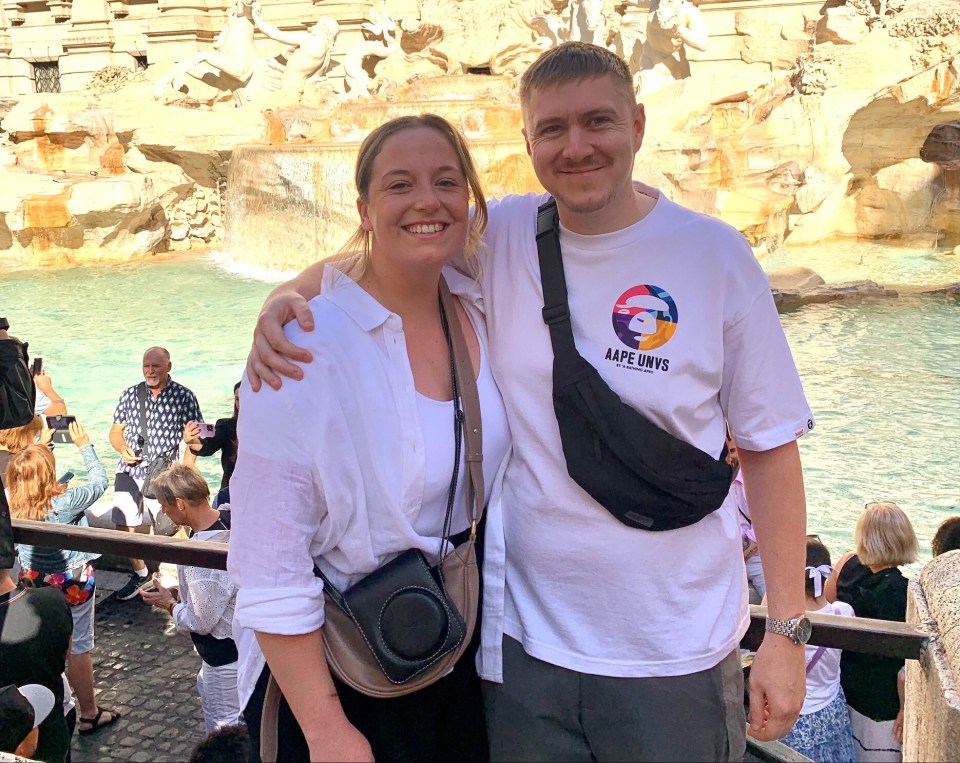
904, 551, 960, 761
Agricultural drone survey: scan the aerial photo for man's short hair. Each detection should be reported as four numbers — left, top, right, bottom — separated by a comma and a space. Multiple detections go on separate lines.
520, 41, 636, 111
144, 346, 171, 362
151, 463, 210, 506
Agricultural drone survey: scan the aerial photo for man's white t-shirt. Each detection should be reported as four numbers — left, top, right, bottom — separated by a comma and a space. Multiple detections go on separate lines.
476, 185, 814, 680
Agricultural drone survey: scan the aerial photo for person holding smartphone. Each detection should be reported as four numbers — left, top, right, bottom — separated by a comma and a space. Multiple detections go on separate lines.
30, 358, 68, 418
0, 416, 54, 491
183, 382, 241, 508
6, 424, 123, 737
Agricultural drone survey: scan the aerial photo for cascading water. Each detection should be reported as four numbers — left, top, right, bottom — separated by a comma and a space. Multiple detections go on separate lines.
221, 77, 541, 271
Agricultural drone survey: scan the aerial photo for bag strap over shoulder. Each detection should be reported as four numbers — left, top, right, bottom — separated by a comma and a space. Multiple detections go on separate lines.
536, 200, 578, 360
137, 382, 149, 452
439, 277, 485, 537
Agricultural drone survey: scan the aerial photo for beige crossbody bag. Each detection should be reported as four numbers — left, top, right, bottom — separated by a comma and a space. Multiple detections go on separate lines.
260, 278, 485, 761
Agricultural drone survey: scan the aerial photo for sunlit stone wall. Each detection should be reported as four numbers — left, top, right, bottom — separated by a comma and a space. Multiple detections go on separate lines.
0, 0, 828, 97
904, 551, 960, 762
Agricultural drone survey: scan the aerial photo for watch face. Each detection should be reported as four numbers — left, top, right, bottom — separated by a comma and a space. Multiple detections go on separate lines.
796, 616, 813, 645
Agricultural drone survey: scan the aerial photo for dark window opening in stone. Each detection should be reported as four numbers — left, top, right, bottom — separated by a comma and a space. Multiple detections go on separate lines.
134, 55, 148, 71
33, 61, 60, 93
466, 67, 492, 75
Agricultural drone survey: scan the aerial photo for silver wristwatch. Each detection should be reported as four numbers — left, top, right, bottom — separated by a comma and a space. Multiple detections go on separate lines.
765, 614, 812, 645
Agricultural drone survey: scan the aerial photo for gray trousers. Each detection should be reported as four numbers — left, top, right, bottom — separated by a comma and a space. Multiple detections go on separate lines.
483, 636, 746, 763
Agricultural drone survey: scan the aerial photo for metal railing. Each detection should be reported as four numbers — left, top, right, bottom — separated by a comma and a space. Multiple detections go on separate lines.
12, 518, 928, 763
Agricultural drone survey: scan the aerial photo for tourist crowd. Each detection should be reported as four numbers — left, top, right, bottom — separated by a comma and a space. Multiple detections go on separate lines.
1, 40, 958, 763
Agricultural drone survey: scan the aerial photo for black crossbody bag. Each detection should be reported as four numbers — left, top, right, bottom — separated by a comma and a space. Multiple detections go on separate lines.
536, 200, 735, 531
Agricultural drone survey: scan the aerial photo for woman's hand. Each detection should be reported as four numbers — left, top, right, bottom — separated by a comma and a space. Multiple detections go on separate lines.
70, 421, 90, 449
183, 421, 201, 446
246, 291, 315, 392
38, 425, 54, 446
307, 720, 375, 762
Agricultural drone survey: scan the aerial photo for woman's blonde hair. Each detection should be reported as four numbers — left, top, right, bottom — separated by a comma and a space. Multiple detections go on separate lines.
150, 463, 211, 507
332, 114, 487, 281
0, 415, 44, 453
6, 444, 65, 522
856, 502, 919, 568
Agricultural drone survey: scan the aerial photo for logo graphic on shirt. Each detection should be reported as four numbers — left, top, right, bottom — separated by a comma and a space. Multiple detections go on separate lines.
612, 285, 678, 351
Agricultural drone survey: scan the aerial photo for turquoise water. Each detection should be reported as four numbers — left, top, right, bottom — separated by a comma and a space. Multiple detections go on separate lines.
761, 240, 960, 288
2, 254, 958, 570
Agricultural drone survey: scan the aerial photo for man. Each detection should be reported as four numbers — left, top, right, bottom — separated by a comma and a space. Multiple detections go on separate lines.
109, 347, 203, 601
245, 42, 811, 761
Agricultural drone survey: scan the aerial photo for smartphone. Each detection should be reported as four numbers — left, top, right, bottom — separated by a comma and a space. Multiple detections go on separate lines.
57, 471, 75, 485
31, 357, 42, 375
197, 422, 216, 438
46, 415, 76, 444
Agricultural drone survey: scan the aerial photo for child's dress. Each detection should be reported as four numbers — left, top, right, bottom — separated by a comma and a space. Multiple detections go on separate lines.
781, 601, 857, 762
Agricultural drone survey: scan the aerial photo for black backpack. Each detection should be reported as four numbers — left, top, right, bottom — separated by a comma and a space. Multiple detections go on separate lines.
536, 200, 736, 531
0, 332, 36, 567
0, 336, 36, 430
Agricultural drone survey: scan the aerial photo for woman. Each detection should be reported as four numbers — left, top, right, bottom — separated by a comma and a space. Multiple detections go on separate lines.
183, 382, 240, 507
0, 415, 52, 490
228, 114, 511, 762
825, 502, 918, 763
7, 427, 122, 736
141, 464, 241, 734
779, 536, 856, 762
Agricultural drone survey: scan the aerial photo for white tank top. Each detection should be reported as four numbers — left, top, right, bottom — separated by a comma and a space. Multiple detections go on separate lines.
414, 340, 508, 538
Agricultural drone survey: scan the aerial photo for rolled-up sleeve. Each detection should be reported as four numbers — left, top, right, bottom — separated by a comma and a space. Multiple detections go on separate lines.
228, 377, 328, 636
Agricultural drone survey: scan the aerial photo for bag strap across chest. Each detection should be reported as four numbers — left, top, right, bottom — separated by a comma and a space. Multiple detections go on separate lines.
439, 278, 485, 538
534, 199, 735, 532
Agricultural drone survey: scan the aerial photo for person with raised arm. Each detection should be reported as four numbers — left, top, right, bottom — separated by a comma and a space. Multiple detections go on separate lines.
228, 114, 511, 762
244, 42, 813, 763
7, 427, 122, 739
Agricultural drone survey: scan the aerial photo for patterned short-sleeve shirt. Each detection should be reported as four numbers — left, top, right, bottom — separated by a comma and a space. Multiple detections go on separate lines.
113, 379, 202, 478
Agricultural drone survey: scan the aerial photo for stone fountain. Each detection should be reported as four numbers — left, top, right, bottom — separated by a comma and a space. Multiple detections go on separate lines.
0, 0, 958, 272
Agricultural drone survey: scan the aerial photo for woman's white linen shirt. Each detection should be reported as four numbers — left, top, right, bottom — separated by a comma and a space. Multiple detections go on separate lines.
228, 265, 510, 643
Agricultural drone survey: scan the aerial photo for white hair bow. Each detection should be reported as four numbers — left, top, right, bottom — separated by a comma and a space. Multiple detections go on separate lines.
806, 565, 833, 598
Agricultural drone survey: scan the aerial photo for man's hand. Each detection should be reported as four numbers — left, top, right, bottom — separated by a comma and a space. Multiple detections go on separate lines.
141, 580, 177, 611
747, 634, 805, 741
119, 447, 141, 464
69, 421, 90, 449
110, 422, 142, 464
246, 292, 315, 392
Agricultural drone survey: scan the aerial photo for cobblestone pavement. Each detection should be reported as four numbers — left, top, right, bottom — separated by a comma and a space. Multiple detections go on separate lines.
71, 571, 207, 763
